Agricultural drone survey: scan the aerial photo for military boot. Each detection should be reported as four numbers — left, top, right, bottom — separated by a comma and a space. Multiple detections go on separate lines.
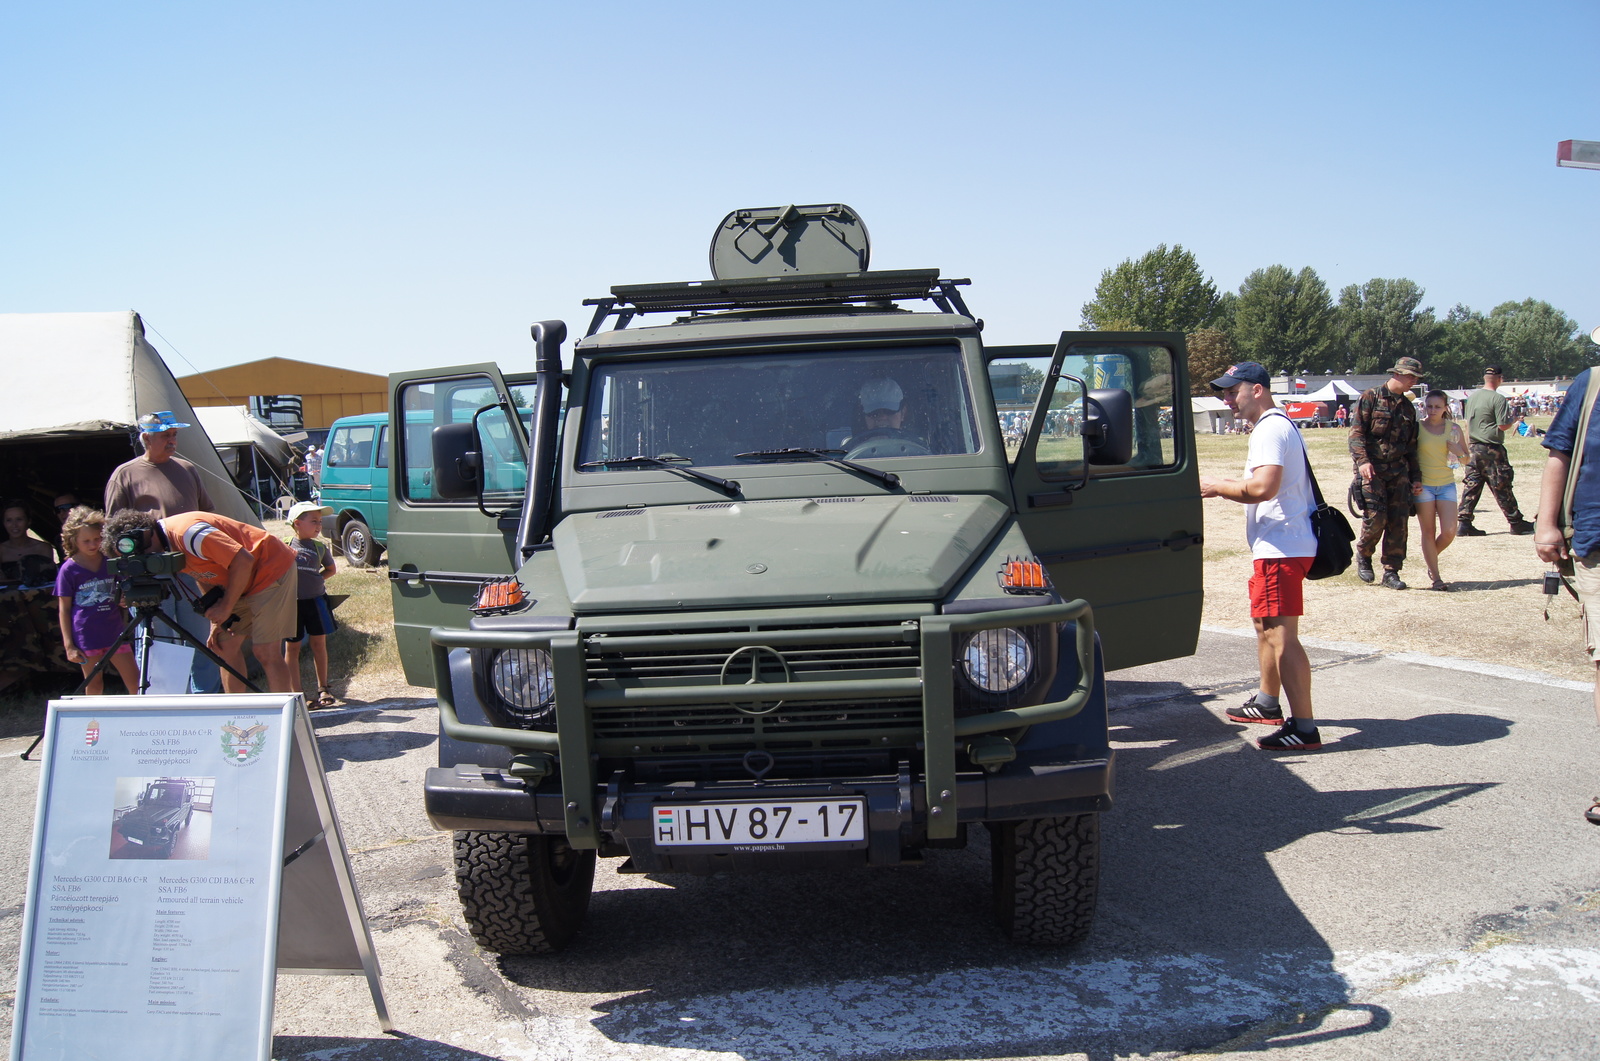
1381, 571, 1407, 590
1458, 521, 1486, 537
1357, 555, 1375, 583
1508, 518, 1536, 535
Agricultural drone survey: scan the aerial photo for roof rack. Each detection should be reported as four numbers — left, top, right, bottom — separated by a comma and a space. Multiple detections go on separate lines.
582, 269, 973, 336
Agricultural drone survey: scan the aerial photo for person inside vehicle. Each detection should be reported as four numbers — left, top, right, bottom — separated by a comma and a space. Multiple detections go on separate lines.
842, 378, 929, 456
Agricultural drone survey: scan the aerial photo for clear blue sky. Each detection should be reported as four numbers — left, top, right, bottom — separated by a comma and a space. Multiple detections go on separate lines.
3, 2, 1595, 380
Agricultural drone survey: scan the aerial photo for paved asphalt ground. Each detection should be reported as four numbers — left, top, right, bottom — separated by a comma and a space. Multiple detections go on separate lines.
2, 629, 1598, 1060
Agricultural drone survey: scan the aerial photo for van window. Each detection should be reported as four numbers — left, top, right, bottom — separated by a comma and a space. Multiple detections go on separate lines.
326, 424, 377, 469
375, 425, 389, 469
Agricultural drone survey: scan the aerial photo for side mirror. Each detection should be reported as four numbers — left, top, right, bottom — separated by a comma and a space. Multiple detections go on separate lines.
432, 423, 483, 500
1084, 388, 1133, 466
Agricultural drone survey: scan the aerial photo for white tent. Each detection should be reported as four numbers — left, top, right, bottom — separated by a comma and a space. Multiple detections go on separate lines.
192, 406, 296, 485
0, 311, 258, 527
1302, 380, 1362, 401
1191, 395, 1233, 434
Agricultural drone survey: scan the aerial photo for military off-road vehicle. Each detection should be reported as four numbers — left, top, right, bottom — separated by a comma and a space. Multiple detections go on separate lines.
116, 778, 195, 858
389, 205, 1202, 954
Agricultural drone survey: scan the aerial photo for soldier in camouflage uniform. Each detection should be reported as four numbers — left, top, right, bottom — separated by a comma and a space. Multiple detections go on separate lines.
1458, 364, 1535, 536
1350, 357, 1424, 589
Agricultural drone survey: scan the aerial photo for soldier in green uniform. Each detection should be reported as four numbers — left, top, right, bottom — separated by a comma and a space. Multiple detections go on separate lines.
1458, 364, 1535, 537
1350, 357, 1424, 589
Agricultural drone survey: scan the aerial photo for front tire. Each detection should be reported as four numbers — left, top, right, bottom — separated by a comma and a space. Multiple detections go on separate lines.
454, 831, 596, 955
991, 814, 1099, 946
341, 519, 382, 567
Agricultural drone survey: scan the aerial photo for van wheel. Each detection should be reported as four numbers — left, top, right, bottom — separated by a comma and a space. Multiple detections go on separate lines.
455, 831, 595, 955
990, 814, 1099, 946
341, 520, 381, 567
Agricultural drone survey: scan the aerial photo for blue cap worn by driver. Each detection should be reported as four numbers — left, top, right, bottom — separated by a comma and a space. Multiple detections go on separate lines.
1209, 362, 1270, 389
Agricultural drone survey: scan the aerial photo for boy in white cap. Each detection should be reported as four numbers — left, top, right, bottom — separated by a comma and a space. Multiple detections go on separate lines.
282, 501, 339, 706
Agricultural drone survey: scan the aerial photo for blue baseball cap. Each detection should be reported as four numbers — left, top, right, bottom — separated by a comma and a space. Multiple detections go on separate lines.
1210, 362, 1271, 389
137, 411, 191, 433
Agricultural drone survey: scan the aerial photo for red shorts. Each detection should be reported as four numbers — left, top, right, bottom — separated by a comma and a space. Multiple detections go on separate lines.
1249, 556, 1314, 618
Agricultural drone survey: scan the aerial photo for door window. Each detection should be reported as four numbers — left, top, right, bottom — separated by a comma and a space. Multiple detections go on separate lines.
995, 342, 1180, 480
326, 424, 376, 469
397, 377, 528, 504
375, 426, 389, 469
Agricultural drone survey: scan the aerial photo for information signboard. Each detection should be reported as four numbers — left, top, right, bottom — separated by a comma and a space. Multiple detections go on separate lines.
11, 694, 389, 1061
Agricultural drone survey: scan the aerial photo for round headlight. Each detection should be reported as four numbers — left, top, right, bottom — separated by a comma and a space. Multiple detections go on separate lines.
961, 628, 1033, 694
490, 648, 555, 720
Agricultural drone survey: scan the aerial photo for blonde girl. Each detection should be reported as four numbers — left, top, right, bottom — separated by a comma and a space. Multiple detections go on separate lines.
54, 507, 141, 694
1415, 390, 1471, 591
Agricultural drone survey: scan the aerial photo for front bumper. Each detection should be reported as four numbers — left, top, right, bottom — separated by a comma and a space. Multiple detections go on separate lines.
428, 600, 1101, 850
424, 748, 1112, 871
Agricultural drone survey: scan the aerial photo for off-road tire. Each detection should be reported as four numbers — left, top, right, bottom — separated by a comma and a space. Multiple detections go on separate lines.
454, 831, 596, 955
991, 813, 1099, 946
341, 519, 382, 568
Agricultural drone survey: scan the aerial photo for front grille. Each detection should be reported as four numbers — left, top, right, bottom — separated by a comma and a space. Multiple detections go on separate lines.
585, 624, 922, 755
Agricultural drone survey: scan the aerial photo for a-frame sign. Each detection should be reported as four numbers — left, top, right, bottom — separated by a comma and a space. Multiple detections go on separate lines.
12, 694, 391, 1060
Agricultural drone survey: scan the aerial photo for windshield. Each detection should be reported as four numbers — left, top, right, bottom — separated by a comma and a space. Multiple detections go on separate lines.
147, 783, 186, 804
578, 345, 980, 469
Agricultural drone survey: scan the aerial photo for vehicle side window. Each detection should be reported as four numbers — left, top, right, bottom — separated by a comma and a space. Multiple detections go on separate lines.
326, 424, 376, 469
375, 425, 389, 469
1072, 344, 1177, 473
397, 377, 528, 504
987, 356, 1054, 467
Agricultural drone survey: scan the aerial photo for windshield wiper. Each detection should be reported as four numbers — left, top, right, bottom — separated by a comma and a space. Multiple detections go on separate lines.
578, 455, 741, 495
733, 448, 901, 488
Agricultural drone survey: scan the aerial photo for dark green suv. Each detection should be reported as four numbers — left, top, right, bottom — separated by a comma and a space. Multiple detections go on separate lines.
389, 205, 1202, 954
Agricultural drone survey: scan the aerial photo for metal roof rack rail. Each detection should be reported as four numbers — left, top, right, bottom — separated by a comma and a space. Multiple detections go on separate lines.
582, 269, 973, 336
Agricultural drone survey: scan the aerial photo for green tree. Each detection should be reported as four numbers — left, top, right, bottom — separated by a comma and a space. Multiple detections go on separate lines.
1080, 244, 1222, 332
1482, 299, 1596, 380
1231, 265, 1335, 375
1185, 328, 1237, 397
1431, 305, 1494, 389
1333, 278, 1439, 374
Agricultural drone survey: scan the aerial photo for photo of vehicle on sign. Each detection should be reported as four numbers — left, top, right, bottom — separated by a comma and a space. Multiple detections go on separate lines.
110, 777, 213, 860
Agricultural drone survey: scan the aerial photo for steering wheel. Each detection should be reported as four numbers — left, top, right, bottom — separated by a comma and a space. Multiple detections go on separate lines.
844, 428, 932, 460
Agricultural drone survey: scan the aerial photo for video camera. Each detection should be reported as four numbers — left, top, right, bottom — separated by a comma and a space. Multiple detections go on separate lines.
106, 551, 188, 609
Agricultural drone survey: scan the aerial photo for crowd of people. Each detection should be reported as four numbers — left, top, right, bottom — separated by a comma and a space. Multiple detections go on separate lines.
2, 412, 340, 703
1202, 357, 1600, 825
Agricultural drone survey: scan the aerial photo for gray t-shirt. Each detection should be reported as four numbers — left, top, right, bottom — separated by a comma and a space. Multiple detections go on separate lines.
103, 455, 214, 517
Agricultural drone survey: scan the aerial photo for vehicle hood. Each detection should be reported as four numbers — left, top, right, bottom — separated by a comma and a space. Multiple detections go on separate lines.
553, 494, 1008, 613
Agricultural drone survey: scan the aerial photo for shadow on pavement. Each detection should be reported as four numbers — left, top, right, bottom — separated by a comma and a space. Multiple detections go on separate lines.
272, 1033, 499, 1059
482, 682, 1509, 1059
313, 729, 436, 771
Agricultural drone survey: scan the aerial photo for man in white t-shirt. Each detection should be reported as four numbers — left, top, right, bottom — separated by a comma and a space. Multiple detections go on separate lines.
1199, 362, 1322, 751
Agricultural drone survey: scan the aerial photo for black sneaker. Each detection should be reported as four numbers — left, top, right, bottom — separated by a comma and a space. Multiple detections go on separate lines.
1258, 722, 1322, 751
1227, 695, 1285, 725
1458, 521, 1486, 537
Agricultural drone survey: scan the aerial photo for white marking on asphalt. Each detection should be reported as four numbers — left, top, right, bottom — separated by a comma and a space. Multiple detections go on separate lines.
1147, 739, 1243, 771
1202, 625, 1593, 691
558, 947, 1600, 1059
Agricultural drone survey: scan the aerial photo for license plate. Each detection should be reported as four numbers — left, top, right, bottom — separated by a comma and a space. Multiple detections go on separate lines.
124, 836, 143, 845
653, 799, 867, 848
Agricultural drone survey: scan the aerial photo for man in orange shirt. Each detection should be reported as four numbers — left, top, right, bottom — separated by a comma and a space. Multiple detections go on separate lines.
103, 509, 297, 693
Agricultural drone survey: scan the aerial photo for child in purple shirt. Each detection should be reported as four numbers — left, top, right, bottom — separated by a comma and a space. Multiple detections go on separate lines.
55, 507, 140, 694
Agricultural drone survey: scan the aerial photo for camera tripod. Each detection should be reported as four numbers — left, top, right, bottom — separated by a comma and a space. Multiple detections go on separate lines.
20, 593, 261, 761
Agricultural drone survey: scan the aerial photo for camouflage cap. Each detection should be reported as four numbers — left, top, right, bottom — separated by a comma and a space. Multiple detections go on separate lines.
1388, 357, 1425, 379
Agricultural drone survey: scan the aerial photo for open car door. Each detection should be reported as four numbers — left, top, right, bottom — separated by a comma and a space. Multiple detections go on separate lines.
387, 364, 533, 686
993, 332, 1202, 672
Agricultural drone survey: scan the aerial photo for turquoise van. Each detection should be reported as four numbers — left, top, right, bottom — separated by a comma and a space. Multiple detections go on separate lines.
318, 412, 390, 566
321, 400, 536, 566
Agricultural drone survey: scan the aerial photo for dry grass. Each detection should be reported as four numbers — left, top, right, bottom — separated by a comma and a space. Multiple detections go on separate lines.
1196, 418, 1592, 683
